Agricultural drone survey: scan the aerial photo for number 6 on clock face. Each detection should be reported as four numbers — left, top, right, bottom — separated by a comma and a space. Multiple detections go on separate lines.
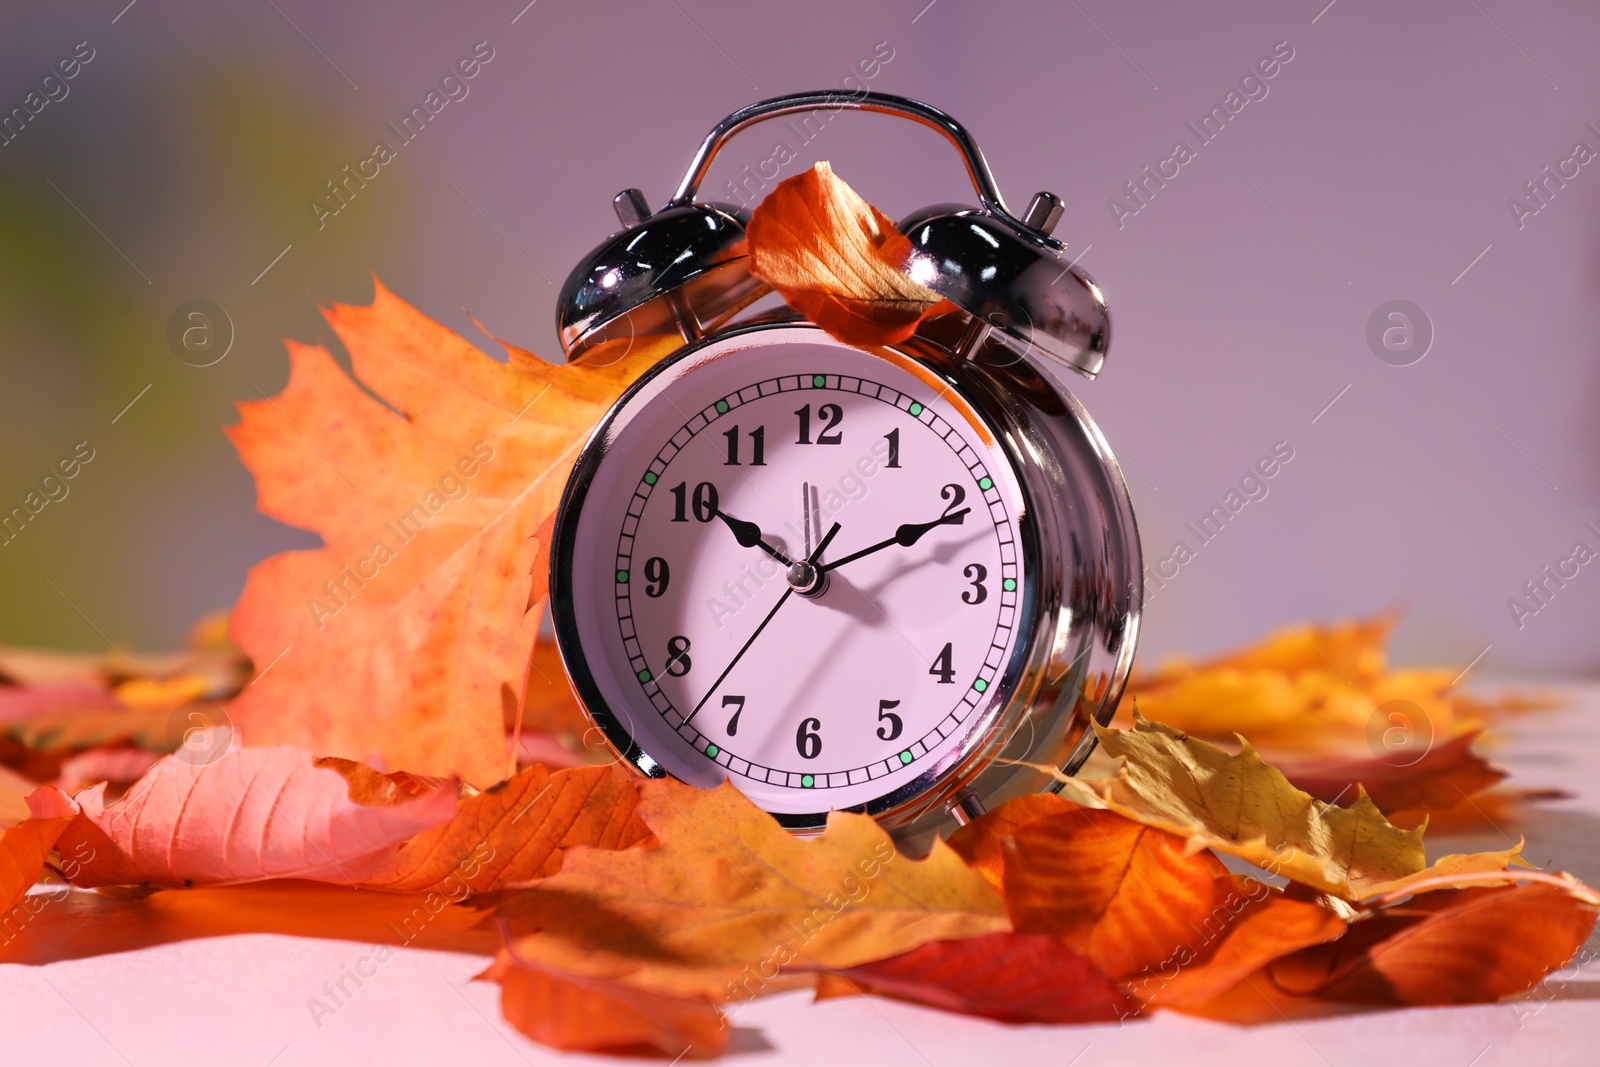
551, 329, 1038, 828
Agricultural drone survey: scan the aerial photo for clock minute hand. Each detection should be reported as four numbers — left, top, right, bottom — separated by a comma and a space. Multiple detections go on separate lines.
713, 508, 793, 567
820, 507, 971, 574
685, 522, 841, 725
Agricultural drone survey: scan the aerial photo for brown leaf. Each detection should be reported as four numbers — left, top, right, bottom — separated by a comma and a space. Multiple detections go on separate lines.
1003, 808, 1227, 980
484, 948, 727, 1058
746, 162, 946, 347
357, 763, 652, 893
495, 779, 1007, 1000
1272, 881, 1598, 1004
824, 932, 1141, 1024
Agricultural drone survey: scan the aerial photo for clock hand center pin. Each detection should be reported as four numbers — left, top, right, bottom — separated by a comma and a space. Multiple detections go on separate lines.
686, 521, 841, 724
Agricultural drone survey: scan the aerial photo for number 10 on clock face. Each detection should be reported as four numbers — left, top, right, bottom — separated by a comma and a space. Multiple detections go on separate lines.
552, 333, 1030, 823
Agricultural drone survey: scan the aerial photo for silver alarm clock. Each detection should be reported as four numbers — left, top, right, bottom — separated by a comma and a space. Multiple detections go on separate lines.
548, 91, 1141, 842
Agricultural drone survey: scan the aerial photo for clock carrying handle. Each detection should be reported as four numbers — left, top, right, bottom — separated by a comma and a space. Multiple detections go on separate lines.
666, 90, 1019, 222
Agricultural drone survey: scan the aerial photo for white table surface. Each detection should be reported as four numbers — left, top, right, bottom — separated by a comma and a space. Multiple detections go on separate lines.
3, 684, 1598, 1067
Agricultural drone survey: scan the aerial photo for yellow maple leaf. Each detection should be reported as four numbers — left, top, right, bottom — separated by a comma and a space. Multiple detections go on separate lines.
493, 779, 1007, 1001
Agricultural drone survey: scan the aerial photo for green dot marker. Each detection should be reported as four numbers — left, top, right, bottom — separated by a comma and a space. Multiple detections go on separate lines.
979, 476, 993, 490
715, 400, 729, 414
909, 402, 924, 416
616, 570, 628, 583
1003, 578, 1017, 592
637, 669, 651, 683
706, 744, 720, 759
801, 774, 815, 787
973, 678, 988, 693
898, 751, 914, 765
812, 374, 826, 387
643, 472, 658, 485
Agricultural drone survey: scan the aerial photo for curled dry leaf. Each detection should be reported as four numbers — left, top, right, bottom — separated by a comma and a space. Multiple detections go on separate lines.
1002, 808, 1227, 981
493, 779, 1006, 1001
358, 763, 652, 893
1271, 881, 1598, 1004
746, 162, 947, 347
825, 932, 1141, 1024
52, 734, 457, 888
484, 949, 727, 1059
1037, 715, 1532, 901
0, 788, 78, 914
226, 279, 674, 785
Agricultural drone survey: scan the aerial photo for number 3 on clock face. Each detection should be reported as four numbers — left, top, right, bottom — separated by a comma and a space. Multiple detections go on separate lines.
551, 329, 1031, 828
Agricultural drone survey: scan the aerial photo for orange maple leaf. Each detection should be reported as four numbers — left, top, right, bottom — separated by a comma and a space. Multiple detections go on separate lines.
483, 948, 728, 1058
0, 789, 77, 915
357, 762, 652, 893
224, 280, 674, 784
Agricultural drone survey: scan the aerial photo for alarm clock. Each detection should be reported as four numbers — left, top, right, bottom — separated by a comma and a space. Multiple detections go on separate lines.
548, 91, 1141, 841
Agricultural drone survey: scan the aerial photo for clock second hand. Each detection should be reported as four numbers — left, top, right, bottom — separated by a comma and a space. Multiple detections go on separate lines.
684, 520, 841, 726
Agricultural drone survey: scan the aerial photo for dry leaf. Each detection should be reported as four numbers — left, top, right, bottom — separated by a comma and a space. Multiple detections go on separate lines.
1040, 715, 1427, 898
1002, 808, 1227, 980
357, 763, 652, 893
0, 789, 78, 914
747, 162, 946, 347
494, 779, 1007, 1000
824, 932, 1141, 1024
1137, 878, 1346, 1007
1272, 881, 1597, 1004
944, 791, 1073, 890
484, 948, 727, 1058
226, 279, 674, 784
1273, 730, 1505, 814
52, 734, 457, 887
1123, 617, 1514, 754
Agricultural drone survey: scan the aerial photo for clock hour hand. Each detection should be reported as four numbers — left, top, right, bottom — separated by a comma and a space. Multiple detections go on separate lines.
820, 507, 970, 574
685, 522, 840, 725
713, 508, 793, 567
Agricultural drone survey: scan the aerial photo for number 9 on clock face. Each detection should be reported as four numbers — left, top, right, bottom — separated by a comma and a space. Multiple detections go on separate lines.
550, 329, 1030, 826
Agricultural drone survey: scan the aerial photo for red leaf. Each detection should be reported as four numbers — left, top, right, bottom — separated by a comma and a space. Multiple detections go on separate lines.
826, 932, 1140, 1024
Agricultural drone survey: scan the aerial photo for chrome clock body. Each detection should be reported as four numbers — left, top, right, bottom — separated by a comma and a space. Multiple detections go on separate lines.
549, 319, 1141, 839
546, 90, 1142, 840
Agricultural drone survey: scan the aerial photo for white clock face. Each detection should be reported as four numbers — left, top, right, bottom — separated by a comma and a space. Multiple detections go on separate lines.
558, 331, 1030, 817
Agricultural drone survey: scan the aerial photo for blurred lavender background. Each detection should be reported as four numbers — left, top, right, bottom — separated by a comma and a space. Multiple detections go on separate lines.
2, 0, 1596, 680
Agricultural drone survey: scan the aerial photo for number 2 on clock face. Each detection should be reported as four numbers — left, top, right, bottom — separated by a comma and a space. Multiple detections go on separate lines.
572, 341, 1026, 816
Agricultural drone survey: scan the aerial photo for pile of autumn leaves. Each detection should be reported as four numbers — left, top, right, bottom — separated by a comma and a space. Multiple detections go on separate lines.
0, 622, 1592, 1056
0, 162, 1594, 1057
